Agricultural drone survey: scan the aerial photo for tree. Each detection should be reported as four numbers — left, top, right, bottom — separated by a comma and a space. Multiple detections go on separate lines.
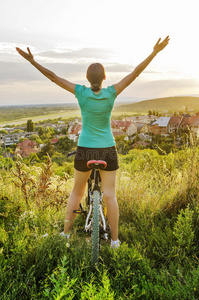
29, 134, 43, 144
38, 141, 55, 158
38, 126, 46, 136
18, 137, 26, 143
0, 129, 8, 135
26, 120, 35, 132
12, 129, 23, 134
61, 127, 68, 134
115, 135, 131, 155
57, 136, 76, 154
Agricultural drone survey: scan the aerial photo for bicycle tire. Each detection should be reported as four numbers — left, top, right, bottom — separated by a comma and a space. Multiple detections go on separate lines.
91, 190, 100, 267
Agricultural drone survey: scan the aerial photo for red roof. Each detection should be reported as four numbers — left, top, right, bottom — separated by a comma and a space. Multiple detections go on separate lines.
168, 116, 183, 125
112, 131, 127, 136
111, 120, 131, 130
180, 116, 192, 126
17, 149, 39, 157
70, 124, 82, 135
17, 139, 38, 148
180, 115, 199, 127
16, 138, 39, 157
51, 138, 59, 144
189, 115, 199, 126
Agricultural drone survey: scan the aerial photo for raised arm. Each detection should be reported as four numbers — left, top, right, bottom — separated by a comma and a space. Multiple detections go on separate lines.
16, 47, 76, 94
113, 36, 170, 96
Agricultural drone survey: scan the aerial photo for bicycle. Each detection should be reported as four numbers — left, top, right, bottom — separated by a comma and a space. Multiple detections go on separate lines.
68, 151, 109, 267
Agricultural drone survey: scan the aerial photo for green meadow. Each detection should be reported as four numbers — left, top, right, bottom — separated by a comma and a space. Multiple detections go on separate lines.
1, 145, 199, 299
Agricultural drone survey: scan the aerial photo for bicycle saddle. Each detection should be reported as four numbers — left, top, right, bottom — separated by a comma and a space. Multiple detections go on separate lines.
87, 160, 107, 170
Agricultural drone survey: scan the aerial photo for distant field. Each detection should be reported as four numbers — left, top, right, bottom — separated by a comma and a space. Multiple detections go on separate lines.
0, 104, 79, 123
0, 104, 80, 126
0, 110, 81, 127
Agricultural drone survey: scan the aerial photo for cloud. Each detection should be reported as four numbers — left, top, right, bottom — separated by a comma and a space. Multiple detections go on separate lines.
123, 78, 199, 99
37, 47, 113, 61
0, 61, 87, 84
0, 59, 136, 85
0, 43, 167, 87
0, 44, 139, 85
105, 64, 134, 73
1, 43, 199, 105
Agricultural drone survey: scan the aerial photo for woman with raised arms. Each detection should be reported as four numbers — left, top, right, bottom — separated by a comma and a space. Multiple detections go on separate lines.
16, 35, 169, 248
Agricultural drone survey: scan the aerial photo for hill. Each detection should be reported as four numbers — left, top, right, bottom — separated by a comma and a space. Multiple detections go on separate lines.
116, 96, 199, 113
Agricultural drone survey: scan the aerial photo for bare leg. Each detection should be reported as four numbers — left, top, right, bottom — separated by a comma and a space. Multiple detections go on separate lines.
100, 170, 119, 241
64, 169, 91, 234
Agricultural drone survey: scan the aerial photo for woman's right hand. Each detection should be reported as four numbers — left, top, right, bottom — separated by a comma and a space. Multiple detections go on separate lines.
16, 47, 34, 63
153, 36, 170, 54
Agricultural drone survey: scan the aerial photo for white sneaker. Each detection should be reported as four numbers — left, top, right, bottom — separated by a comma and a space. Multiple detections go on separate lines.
60, 232, 70, 247
111, 239, 120, 249
42, 233, 48, 238
60, 232, 70, 239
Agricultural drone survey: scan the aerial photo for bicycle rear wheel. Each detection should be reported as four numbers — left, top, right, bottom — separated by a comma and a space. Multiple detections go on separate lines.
91, 190, 100, 267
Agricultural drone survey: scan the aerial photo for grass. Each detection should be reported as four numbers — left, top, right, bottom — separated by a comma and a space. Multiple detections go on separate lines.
1, 147, 199, 299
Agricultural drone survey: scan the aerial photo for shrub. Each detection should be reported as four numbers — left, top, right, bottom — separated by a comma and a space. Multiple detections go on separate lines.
173, 205, 195, 260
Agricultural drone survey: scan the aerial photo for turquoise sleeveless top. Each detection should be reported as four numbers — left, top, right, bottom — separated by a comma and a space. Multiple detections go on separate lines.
75, 84, 117, 148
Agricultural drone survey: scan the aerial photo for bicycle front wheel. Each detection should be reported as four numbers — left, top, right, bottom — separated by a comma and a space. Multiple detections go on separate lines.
91, 190, 100, 267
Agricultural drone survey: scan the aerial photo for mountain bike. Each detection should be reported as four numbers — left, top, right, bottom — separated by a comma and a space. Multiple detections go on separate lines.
68, 151, 109, 267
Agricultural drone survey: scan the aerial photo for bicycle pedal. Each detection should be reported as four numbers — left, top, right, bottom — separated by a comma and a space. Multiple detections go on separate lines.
73, 210, 87, 214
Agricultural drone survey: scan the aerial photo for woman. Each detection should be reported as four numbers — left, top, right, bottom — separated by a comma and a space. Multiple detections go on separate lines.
16, 36, 169, 248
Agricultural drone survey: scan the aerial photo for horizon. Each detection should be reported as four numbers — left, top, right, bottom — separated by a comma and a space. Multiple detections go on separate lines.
1, 94, 199, 108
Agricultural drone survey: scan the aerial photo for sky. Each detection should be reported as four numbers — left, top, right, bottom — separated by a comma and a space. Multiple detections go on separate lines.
1, 0, 199, 106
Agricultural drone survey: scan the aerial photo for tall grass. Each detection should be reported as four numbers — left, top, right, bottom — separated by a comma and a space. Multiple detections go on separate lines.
1, 147, 199, 299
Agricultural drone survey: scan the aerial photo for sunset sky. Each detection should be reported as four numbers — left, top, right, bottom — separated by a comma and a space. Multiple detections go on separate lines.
1, 0, 199, 105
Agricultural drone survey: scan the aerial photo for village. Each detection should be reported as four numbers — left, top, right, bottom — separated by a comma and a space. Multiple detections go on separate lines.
1, 112, 199, 158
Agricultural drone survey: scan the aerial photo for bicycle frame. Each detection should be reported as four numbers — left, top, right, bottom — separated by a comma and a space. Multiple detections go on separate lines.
72, 167, 108, 241
84, 168, 107, 240
68, 151, 109, 266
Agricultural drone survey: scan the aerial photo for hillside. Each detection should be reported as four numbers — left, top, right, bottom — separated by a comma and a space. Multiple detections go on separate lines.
116, 96, 199, 113
1, 148, 199, 298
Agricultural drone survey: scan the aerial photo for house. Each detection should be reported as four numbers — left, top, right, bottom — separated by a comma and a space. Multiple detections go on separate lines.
148, 117, 170, 135
111, 120, 137, 137
178, 114, 199, 133
0, 133, 24, 146
147, 113, 199, 137
190, 114, 199, 135
0, 132, 38, 147
168, 116, 183, 134
15, 139, 40, 157
124, 115, 157, 124
179, 115, 192, 131
68, 123, 82, 142
131, 141, 150, 148
112, 131, 127, 137
126, 123, 139, 137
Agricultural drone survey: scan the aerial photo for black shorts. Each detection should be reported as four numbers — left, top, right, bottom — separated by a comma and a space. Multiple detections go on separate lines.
74, 146, 119, 172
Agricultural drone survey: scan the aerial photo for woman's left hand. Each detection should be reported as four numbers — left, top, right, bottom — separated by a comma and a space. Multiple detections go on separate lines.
153, 36, 170, 53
